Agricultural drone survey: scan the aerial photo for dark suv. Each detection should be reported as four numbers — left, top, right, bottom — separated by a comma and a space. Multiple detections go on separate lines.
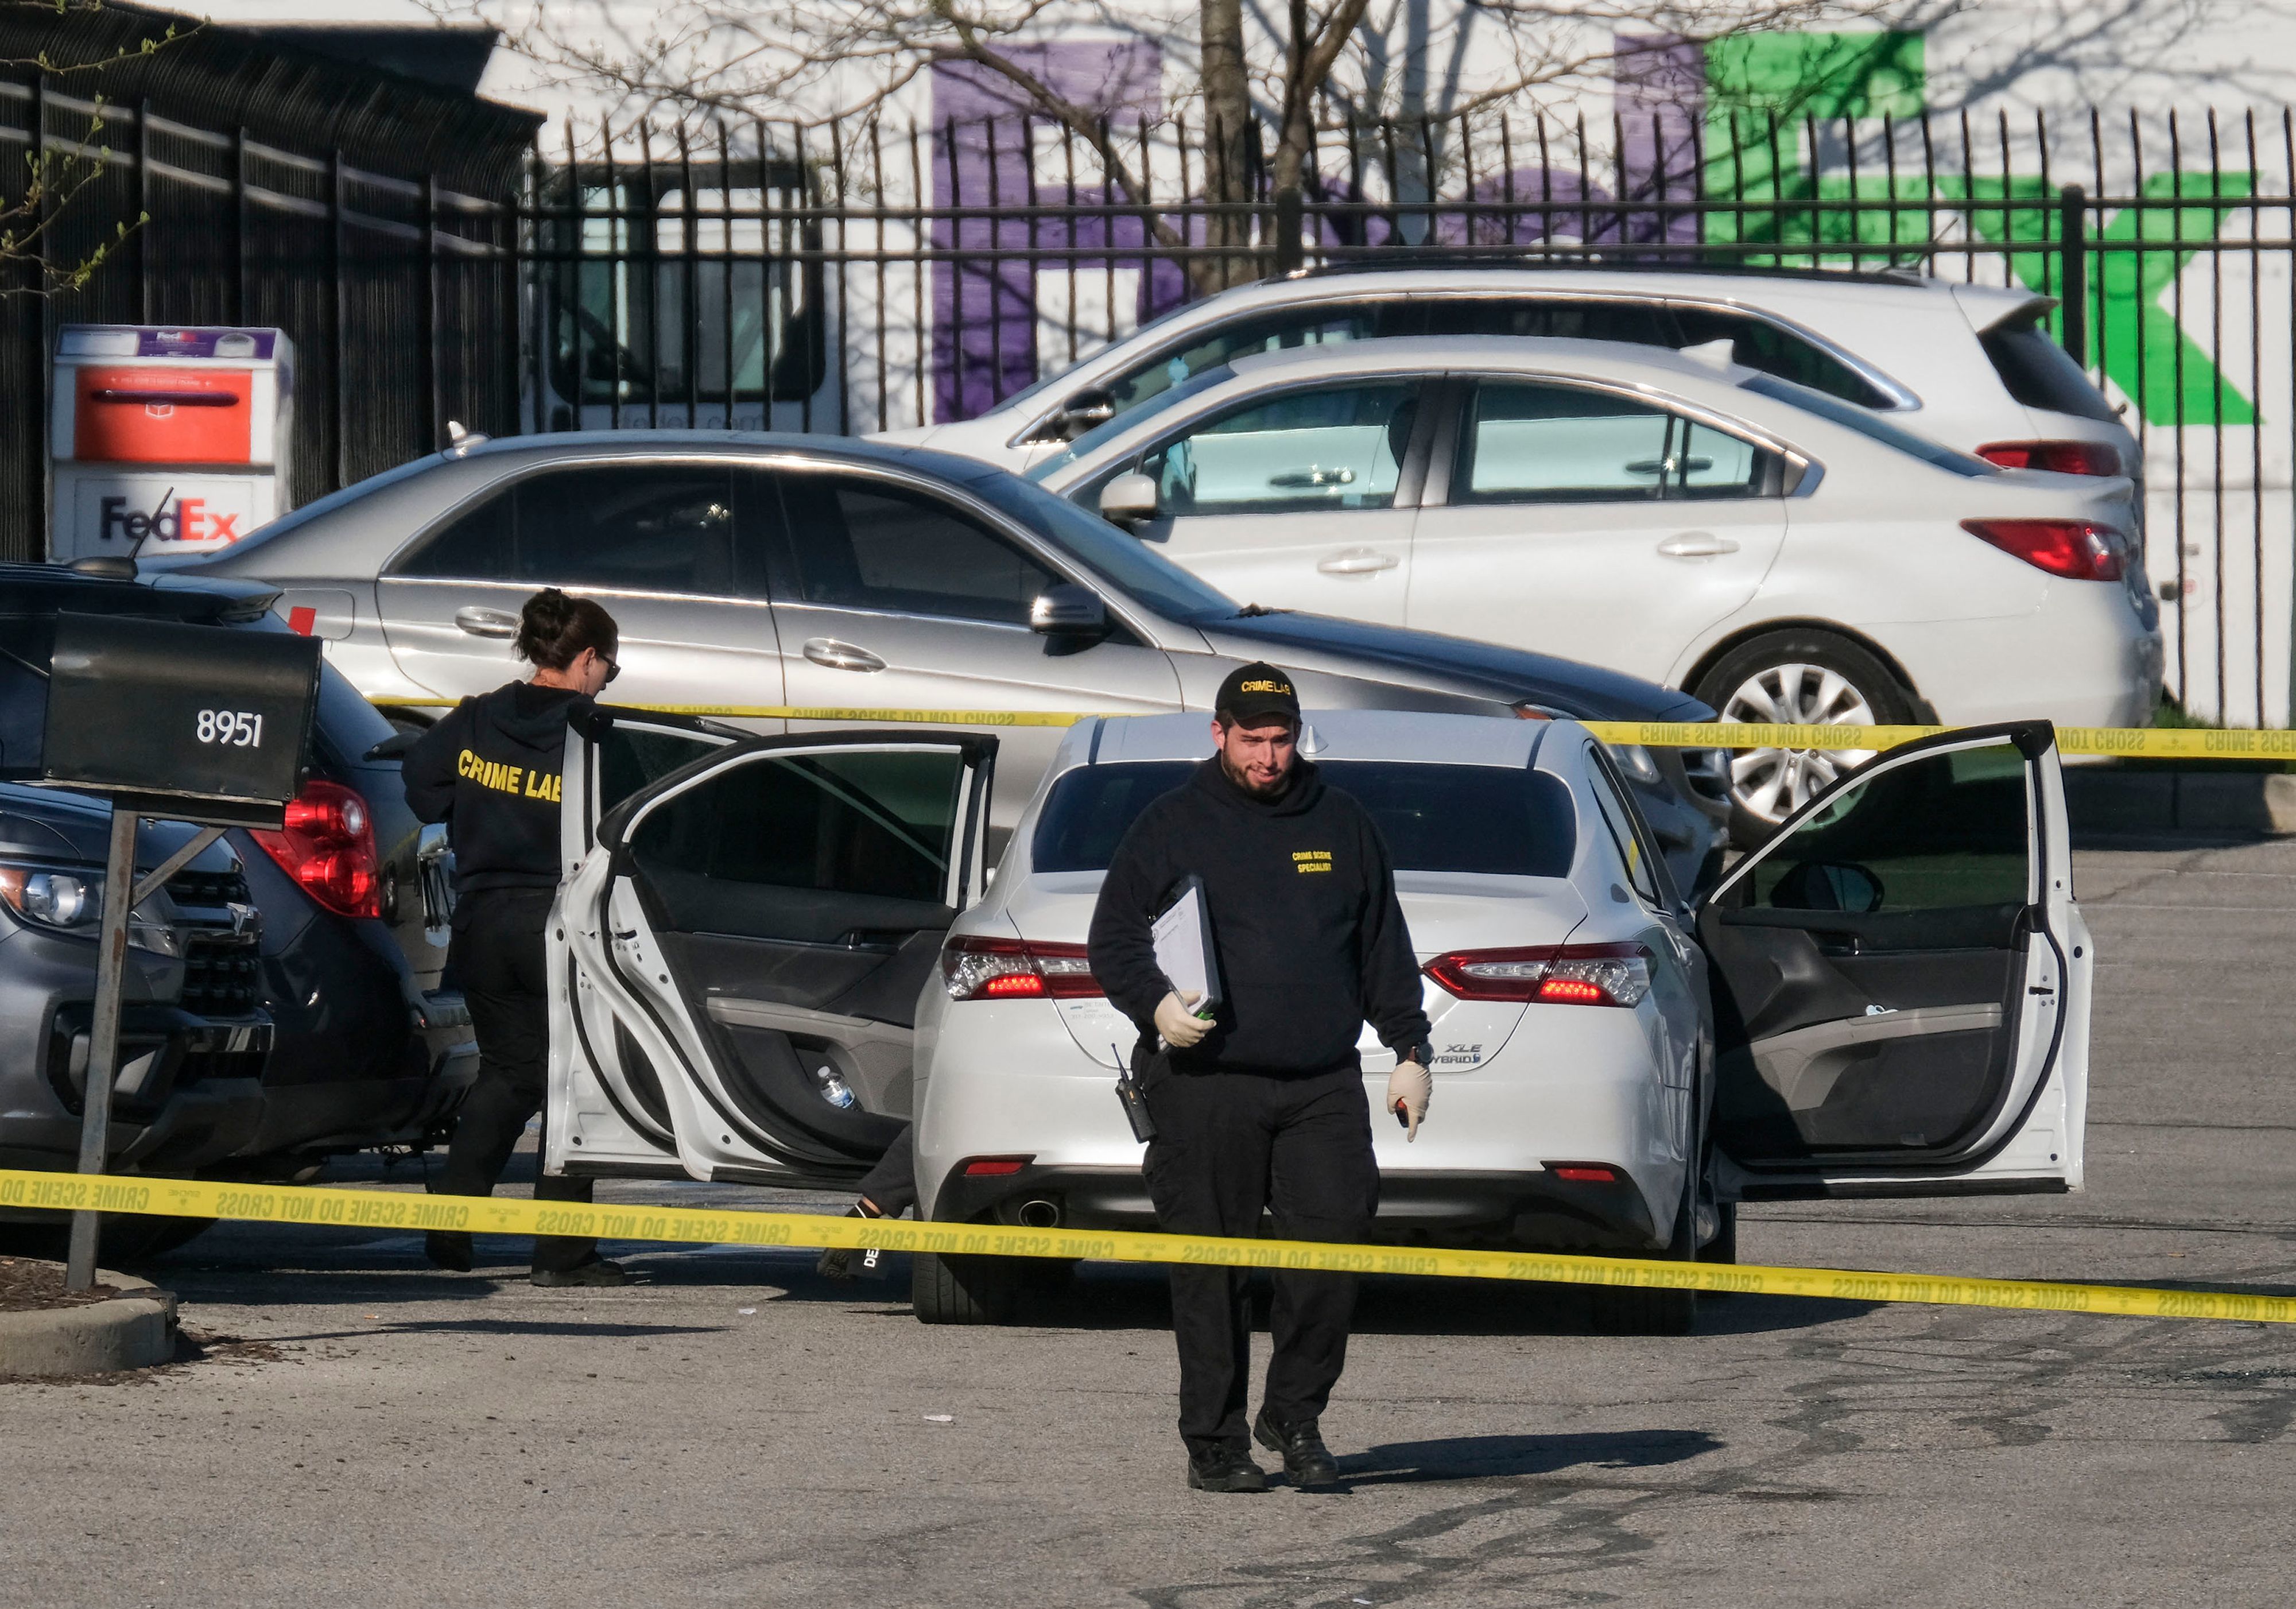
0, 780, 271, 1184
0, 563, 476, 1190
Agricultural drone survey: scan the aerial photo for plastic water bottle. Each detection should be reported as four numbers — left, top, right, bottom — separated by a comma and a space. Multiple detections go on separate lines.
816, 1067, 857, 1109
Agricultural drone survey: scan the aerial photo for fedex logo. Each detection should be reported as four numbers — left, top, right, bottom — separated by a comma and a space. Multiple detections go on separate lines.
61, 472, 267, 559
98, 494, 240, 545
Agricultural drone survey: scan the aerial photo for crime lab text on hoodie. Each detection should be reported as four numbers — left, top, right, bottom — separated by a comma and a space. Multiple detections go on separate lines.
402, 683, 591, 900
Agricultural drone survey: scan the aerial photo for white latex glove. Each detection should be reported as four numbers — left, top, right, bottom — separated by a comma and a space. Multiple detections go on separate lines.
1386, 1059, 1432, 1141
1154, 990, 1211, 1049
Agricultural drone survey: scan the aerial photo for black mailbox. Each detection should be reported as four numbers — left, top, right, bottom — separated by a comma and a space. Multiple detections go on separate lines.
41, 612, 319, 826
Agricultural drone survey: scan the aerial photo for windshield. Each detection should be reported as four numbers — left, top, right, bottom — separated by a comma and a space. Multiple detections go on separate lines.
1739, 373, 1998, 477
1024, 365, 1236, 483
994, 297, 1208, 416
961, 472, 1239, 621
1032, 760, 1578, 877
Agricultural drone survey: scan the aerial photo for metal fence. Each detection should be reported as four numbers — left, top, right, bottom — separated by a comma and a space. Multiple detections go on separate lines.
13, 84, 2296, 726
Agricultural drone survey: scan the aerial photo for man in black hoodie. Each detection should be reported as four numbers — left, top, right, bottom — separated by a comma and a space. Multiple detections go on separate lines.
402, 589, 625, 1286
1089, 663, 1433, 1492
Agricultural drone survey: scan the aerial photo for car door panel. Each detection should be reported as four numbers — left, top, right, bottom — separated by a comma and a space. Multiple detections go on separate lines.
1409, 379, 1786, 685
1128, 377, 1433, 626
758, 466, 1183, 844
1699, 722, 2085, 1197
550, 728, 994, 1186
375, 460, 786, 710
550, 712, 739, 1172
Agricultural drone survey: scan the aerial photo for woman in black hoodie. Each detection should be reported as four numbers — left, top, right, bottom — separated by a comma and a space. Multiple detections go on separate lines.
402, 589, 625, 1286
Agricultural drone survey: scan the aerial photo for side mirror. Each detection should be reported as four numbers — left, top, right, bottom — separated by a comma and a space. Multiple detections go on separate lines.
1058, 387, 1116, 439
1767, 860, 1885, 914
1029, 582, 1109, 639
1099, 472, 1160, 527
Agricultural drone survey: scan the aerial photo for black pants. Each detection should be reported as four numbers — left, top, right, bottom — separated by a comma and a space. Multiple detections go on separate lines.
434, 888, 598, 1274
1142, 1063, 1378, 1448
855, 1124, 917, 1218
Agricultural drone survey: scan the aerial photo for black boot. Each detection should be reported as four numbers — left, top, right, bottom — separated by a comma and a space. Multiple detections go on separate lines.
530, 1257, 627, 1288
425, 1231, 474, 1272
1184, 1439, 1268, 1493
1254, 1408, 1340, 1488
817, 1201, 883, 1281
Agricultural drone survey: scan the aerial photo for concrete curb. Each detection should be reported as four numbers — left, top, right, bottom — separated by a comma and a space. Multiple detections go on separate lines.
2066, 770, 2296, 835
0, 1267, 178, 1378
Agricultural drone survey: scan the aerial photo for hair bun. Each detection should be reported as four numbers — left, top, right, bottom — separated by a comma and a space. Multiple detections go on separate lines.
515, 587, 619, 671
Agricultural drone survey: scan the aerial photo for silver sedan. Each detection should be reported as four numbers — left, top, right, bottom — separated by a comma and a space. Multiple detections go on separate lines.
153, 432, 1729, 882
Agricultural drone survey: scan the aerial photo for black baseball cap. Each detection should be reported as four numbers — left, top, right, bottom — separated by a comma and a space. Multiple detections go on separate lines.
1214, 661, 1301, 725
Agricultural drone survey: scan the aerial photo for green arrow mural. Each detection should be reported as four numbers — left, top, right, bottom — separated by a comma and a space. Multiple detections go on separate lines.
1690, 31, 2256, 425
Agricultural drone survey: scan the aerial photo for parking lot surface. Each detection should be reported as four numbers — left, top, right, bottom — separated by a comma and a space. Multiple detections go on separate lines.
6, 831, 2295, 1607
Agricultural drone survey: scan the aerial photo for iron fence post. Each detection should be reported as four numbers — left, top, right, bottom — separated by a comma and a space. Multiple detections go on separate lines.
422, 173, 440, 449
2059, 183, 2088, 367
1274, 185, 1304, 272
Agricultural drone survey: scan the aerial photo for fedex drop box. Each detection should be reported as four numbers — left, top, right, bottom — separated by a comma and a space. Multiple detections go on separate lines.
49, 325, 296, 562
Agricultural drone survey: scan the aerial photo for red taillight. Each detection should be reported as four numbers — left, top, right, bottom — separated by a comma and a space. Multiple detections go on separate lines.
1962, 518, 2126, 581
942, 935, 1102, 1002
1424, 943, 1652, 1007
1976, 439, 2123, 476
1549, 1163, 1619, 1183
963, 1157, 1029, 1177
250, 779, 380, 918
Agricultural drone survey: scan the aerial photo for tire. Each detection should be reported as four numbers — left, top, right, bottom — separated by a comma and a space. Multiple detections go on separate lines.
1589, 1282, 1697, 1336
910, 1251, 1025, 1325
1589, 1169, 1700, 1336
98, 1213, 218, 1263
0, 1212, 214, 1264
1692, 630, 1918, 848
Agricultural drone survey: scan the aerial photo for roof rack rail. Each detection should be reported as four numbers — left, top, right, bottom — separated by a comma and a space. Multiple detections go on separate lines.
1284, 253, 1934, 288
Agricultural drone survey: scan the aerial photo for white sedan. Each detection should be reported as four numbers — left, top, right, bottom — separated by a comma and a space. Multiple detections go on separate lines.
538, 705, 2091, 1336
910, 708, 2092, 1332
1024, 336, 2164, 836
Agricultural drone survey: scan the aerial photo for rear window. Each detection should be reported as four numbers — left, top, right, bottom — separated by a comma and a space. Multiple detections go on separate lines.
1030, 760, 1577, 878
1980, 314, 2122, 423
1670, 306, 1898, 410
1740, 373, 1999, 477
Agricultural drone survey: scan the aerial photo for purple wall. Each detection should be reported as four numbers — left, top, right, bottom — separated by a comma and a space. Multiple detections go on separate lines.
931, 44, 1163, 422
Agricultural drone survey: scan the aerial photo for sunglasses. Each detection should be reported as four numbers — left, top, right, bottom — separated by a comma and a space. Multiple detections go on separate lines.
598, 652, 620, 685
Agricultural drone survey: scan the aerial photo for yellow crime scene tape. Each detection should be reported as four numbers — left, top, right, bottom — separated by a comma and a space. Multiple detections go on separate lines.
5, 1167, 2290, 1325
371, 699, 2296, 759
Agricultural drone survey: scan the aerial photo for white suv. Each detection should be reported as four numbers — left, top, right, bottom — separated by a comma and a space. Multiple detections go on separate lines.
874, 263, 2140, 484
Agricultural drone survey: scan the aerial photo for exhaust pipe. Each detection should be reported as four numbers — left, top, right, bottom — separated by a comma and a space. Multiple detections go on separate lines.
1017, 1198, 1062, 1229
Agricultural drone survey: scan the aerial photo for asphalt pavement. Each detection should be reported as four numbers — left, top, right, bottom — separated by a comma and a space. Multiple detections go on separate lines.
5, 827, 2295, 1607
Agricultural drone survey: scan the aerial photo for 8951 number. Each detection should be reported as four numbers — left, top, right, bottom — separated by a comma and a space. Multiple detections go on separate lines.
197, 709, 265, 747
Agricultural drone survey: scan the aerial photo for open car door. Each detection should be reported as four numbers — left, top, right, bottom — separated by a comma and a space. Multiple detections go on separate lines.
1699, 722, 2090, 1201
547, 717, 995, 1187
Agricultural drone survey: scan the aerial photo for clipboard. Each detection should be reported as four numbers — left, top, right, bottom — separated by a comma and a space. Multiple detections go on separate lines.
1151, 875, 1223, 1018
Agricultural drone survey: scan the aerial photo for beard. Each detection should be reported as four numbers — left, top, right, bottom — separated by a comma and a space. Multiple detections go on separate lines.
1219, 747, 1292, 799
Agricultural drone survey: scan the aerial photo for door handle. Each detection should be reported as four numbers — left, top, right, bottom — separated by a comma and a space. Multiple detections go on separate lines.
803, 637, 886, 673
1317, 548, 1401, 576
1655, 534, 1740, 559
453, 606, 520, 638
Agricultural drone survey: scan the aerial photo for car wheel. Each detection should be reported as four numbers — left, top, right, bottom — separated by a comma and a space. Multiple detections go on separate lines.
1589, 1171, 1700, 1336
1693, 631, 1917, 847
910, 1250, 1025, 1325
0, 1212, 216, 1263
1589, 1282, 1697, 1336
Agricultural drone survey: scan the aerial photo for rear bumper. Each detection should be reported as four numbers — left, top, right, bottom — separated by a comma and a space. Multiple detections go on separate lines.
920, 1000, 1690, 1252
933, 1161, 1667, 1253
